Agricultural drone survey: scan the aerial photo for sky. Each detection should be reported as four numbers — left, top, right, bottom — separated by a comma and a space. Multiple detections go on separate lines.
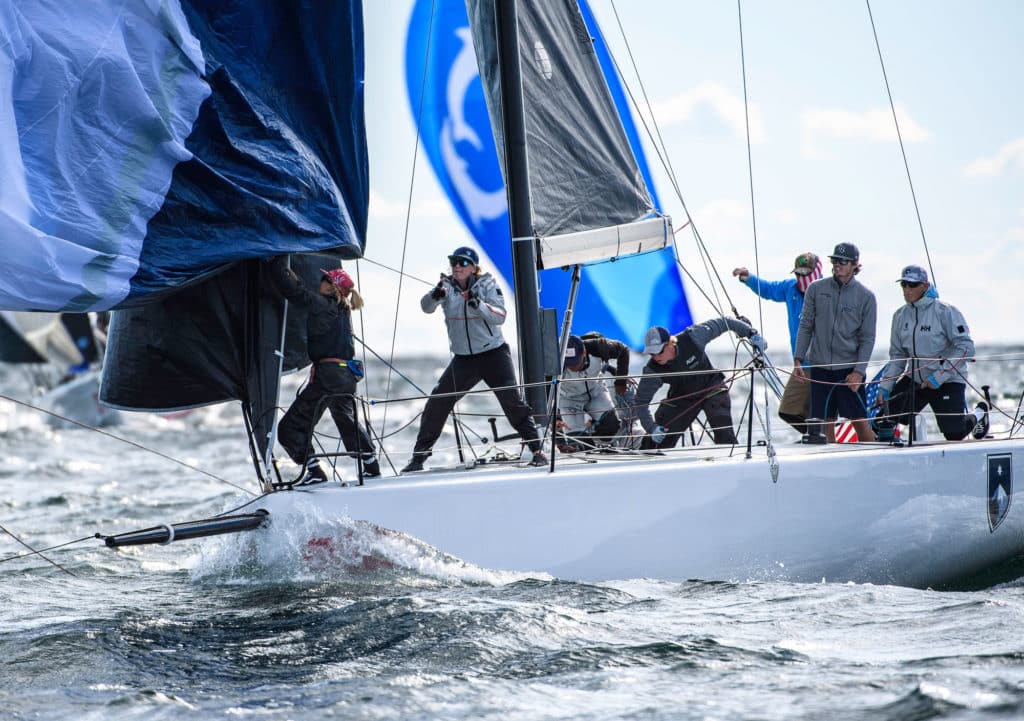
354, 0, 1023, 361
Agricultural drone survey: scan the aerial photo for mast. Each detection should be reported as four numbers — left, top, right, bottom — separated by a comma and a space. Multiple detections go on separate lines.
494, 0, 546, 418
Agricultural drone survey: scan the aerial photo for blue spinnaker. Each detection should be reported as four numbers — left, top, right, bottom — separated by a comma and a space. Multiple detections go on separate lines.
405, 0, 691, 349
0, 0, 366, 312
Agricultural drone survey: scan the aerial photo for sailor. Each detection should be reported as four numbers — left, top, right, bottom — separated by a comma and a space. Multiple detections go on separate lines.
636, 318, 766, 448
792, 242, 877, 442
268, 257, 379, 484
401, 246, 546, 473
874, 264, 989, 440
557, 333, 631, 452
733, 252, 822, 433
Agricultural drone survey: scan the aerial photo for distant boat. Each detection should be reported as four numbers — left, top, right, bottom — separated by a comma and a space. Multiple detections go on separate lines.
0, 312, 119, 427
2, 0, 1020, 589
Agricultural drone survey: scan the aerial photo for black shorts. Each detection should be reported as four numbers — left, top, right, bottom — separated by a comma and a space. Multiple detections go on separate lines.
810, 366, 868, 421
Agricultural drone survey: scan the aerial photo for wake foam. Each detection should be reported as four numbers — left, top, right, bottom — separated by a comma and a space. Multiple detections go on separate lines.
190, 503, 541, 586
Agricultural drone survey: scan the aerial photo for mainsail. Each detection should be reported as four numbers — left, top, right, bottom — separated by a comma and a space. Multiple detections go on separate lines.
1, 1, 369, 465
405, 0, 692, 348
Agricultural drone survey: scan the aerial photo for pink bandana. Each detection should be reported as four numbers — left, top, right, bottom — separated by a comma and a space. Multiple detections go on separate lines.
795, 259, 822, 293
320, 268, 354, 292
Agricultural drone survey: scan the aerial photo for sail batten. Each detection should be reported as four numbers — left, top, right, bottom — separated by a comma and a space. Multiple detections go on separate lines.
536, 216, 672, 269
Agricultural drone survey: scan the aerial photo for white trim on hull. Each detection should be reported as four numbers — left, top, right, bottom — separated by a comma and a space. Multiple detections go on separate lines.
249, 439, 1024, 588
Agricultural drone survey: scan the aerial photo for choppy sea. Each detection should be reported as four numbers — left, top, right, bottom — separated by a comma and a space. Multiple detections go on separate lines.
3, 351, 1024, 721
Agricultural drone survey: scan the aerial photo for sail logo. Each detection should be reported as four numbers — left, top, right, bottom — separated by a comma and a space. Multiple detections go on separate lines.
987, 453, 1012, 532
438, 27, 507, 231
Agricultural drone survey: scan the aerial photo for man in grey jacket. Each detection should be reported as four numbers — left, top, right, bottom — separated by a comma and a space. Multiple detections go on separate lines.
792, 242, 877, 442
401, 246, 545, 472
557, 334, 630, 451
636, 317, 765, 448
874, 264, 989, 440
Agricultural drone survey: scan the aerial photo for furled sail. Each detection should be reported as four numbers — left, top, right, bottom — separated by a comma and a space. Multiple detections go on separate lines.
0, 0, 366, 312
405, 0, 691, 348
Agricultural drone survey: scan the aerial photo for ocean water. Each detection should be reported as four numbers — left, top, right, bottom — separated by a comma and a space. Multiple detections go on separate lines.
2, 352, 1024, 720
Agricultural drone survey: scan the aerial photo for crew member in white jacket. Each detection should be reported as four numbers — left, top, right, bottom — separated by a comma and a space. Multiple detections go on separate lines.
875, 264, 989, 440
401, 246, 546, 473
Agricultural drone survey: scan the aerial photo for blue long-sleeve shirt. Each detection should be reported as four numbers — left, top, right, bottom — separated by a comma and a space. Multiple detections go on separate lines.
740, 273, 804, 357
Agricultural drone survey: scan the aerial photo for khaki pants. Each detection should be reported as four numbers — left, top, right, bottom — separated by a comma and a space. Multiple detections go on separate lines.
778, 377, 811, 433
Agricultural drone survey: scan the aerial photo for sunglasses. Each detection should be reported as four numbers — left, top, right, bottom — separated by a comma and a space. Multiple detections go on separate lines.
450, 258, 473, 268
830, 258, 853, 266
900, 281, 922, 289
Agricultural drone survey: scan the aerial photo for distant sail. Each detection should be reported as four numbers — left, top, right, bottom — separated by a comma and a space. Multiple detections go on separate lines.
405, 0, 691, 348
0, 0, 367, 313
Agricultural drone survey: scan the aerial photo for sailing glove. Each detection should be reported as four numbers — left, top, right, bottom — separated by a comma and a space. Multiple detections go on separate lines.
748, 334, 767, 354
650, 425, 666, 444
465, 287, 480, 309
430, 282, 446, 301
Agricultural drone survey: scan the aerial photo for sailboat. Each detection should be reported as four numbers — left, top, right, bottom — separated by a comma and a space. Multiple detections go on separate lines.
0, 312, 119, 427
2, 1, 1021, 589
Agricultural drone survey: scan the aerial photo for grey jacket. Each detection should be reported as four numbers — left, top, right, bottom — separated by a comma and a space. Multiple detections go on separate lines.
421, 272, 507, 356
793, 276, 876, 377
878, 295, 974, 393
559, 336, 630, 411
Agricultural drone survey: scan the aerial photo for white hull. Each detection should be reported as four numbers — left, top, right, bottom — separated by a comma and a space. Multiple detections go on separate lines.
249, 439, 1024, 589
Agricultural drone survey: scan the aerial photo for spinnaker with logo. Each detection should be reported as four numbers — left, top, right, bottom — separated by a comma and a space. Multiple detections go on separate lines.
404, 0, 691, 351
2, 0, 1021, 588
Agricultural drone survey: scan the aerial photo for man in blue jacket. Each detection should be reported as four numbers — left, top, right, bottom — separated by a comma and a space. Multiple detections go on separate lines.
733, 252, 821, 432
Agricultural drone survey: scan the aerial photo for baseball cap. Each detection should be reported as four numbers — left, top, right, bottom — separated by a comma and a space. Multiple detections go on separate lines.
896, 265, 928, 284
643, 326, 671, 355
828, 243, 860, 262
792, 252, 820, 276
563, 336, 585, 370
448, 246, 480, 266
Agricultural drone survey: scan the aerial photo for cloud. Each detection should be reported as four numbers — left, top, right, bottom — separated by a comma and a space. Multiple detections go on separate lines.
368, 190, 452, 220
651, 82, 764, 142
963, 137, 1024, 178
800, 105, 930, 157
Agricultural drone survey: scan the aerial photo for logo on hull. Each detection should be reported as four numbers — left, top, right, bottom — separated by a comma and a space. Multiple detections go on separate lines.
988, 453, 1013, 532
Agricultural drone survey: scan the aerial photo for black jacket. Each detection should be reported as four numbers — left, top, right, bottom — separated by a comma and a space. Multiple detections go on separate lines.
269, 257, 354, 361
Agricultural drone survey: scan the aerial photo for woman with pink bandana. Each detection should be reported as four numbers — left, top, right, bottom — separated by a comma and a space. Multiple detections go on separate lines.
732, 252, 823, 433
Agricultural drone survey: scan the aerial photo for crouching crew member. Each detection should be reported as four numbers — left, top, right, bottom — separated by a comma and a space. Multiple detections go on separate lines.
558, 333, 631, 451
875, 264, 989, 440
636, 318, 765, 449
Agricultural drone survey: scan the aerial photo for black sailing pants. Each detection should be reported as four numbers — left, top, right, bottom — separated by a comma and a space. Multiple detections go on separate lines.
278, 362, 374, 466
643, 385, 737, 448
412, 343, 540, 457
887, 377, 975, 441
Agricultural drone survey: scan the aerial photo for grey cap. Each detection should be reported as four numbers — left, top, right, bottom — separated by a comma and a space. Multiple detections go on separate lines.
897, 264, 928, 284
643, 326, 671, 355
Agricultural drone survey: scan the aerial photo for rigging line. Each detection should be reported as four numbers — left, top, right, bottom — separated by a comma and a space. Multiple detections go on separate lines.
379, 0, 438, 440
736, 0, 774, 457
0, 392, 254, 495
865, 0, 936, 286
357, 255, 434, 287
0, 523, 78, 576
0, 534, 93, 565
604, 0, 736, 318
